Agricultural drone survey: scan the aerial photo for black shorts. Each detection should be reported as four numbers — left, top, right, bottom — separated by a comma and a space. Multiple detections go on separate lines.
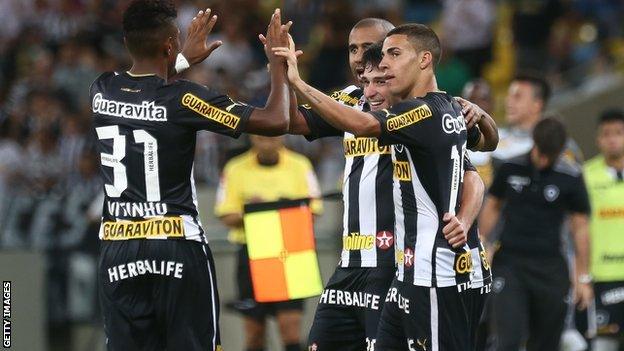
464, 285, 491, 350
307, 266, 395, 351
376, 279, 471, 351
234, 245, 303, 320
579, 281, 624, 337
99, 240, 221, 351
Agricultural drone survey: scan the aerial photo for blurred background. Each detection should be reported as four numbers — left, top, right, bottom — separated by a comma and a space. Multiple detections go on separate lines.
0, 0, 623, 350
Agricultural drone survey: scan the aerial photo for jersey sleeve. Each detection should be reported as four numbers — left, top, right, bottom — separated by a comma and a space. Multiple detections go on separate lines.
370, 98, 439, 147
467, 125, 482, 150
299, 105, 343, 141
298, 86, 362, 141
464, 154, 477, 172
488, 162, 510, 199
566, 174, 591, 214
214, 163, 243, 217
174, 80, 254, 138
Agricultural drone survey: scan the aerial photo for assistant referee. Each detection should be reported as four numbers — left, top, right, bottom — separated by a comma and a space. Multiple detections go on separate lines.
480, 117, 593, 351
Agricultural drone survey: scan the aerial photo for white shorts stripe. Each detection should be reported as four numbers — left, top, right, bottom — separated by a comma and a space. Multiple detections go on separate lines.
430, 287, 439, 351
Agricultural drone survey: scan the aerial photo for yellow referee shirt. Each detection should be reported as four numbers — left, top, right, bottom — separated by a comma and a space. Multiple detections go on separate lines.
215, 148, 323, 244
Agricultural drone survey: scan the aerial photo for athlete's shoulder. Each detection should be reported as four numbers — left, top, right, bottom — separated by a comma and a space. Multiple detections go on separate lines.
282, 149, 313, 169
223, 151, 255, 172
90, 71, 118, 94
329, 84, 363, 107
583, 155, 604, 172
554, 156, 583, 177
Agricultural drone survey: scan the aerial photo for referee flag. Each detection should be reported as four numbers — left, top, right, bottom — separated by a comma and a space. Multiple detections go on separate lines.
243, 198, 323, 302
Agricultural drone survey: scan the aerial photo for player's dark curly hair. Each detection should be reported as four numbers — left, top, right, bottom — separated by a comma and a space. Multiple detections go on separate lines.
362, 41, 384, 72
122, 0, 177, 58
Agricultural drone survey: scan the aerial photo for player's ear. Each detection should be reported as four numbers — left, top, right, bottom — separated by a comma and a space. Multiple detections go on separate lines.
419, 51, 432, 70
164, 37, 175, 58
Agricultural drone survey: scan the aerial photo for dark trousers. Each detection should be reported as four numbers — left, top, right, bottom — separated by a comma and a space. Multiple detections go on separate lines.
490, 252, 570, 351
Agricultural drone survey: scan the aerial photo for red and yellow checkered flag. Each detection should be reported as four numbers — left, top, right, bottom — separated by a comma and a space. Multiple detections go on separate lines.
243, 199, 323, 302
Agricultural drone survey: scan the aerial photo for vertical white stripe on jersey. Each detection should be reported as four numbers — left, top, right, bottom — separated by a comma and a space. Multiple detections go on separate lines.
430, 287, 439, 351
190, 163, 207, 244
405, 150, 439, 287
358, 152, 379, 264
470, 247, 484, 288
202, 246, 218, 351
391, 151, 406, 281
340, 155, 354, 267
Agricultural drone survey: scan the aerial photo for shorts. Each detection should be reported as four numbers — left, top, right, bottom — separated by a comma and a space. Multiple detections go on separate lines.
376, 278, 471, 351
464, 284, 491, 350
578, 281, 624, 337
99, 240, 221, 351
235, 245, 303, 320
307, 266, 396, 351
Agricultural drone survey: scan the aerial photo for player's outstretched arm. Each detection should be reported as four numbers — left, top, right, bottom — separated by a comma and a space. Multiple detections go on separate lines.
456, 97, 499, 151
442, 170, 485, 248
273, 46, 381, 137
245, 9, 291, 136
172, 8, 223, 77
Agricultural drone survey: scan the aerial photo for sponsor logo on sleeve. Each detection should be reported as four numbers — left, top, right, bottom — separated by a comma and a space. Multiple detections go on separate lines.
386, 104, 432, 131
181, 93, 241, 129
330, 90, 360, 106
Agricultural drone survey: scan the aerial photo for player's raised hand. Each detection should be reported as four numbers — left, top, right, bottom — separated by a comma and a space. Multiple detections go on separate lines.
442, 212, 468, 248
181, 8, 222, 66
272, 45, 304, 84
455, 97, 484, 129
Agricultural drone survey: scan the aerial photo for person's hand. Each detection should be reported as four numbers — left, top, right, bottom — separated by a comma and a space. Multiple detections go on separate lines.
442, 213, 467, 248
259, 9, 293, 63
455, 97, 484, 129
574, 281, 594, 310
181, 8, 222, 66
272, 45, 304, 84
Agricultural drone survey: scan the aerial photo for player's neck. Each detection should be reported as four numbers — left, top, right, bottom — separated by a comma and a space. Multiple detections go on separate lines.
605, 155, 624, 170
516, 114, 540, 132
128, 59, 169, 81
407, 73, 438, 99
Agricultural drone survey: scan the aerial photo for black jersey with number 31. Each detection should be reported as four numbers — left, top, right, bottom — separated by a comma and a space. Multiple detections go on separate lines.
370, 92, 472, 288
91, 72, 254, 243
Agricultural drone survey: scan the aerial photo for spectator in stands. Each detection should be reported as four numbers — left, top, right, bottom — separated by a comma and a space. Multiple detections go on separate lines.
215, 135, 322, 351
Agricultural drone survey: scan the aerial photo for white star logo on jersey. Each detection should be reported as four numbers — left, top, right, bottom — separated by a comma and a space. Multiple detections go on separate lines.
376, 231, 394, 250
404, 248, 414, 267
308, 343, 318, 351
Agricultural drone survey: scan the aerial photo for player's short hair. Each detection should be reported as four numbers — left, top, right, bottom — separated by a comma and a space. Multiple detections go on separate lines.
386, 24, 441, 68
513, 73, 551, 107
122, 0, 177, 58
352, 18, 395, 34
533, 117, 567, 161
598, 108, 624, 126
362, 41, 384, 72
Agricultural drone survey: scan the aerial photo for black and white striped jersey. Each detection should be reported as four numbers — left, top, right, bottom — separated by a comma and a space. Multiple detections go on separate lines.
91, 72, 254, 243
371, 92, 475, 288
300, 85, 396, 268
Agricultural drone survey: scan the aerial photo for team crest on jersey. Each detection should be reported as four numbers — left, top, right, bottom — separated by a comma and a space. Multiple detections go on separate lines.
386, 104, 432, 131
181, 93, 240, 129
376, 231, 394, 250
544, 185, 560, 202
308, 343, 318, 351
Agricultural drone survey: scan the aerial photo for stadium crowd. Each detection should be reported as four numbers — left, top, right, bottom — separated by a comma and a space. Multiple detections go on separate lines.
0, 0, 624, 350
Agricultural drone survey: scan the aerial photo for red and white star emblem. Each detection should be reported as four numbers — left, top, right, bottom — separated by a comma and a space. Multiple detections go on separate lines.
404, 248, 414, 267
376, 231, 394, 250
